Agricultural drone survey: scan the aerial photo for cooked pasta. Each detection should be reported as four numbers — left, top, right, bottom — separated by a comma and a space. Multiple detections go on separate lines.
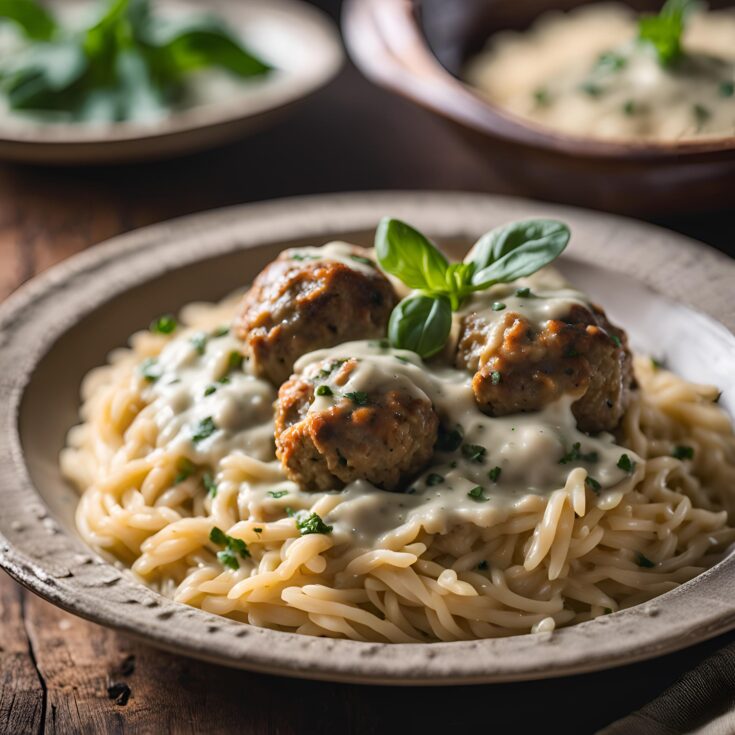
63, 291, 735, 643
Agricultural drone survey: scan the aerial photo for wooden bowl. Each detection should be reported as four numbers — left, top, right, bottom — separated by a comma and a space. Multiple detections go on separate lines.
342, 0, 735, 215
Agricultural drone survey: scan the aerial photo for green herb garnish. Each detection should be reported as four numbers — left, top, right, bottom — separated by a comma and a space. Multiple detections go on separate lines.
693, 103, 711, 128
315, 385, 333, 397
295, 512, 333, 535
203, 471, 217, 498
174, 457, 195, 484
490, 371, 502, 385
375, 218, 570, 358
623, 100, 637, 116
638, 0, 696, 66
345, 391, 369, 406
491, 302, 506, 311
603, 607, 613, 615
209, 526, 249, 570
204, 384, 217, 397
150, 314, 177, 334
426, 473, 444, 486
461, 444, 486, 463
514, 287, 532, 298
0, 0, 271, 123
436, 424, 464, 452
350, 254, 376, 268
467, 486, 489, 503
585, 476, 602, 494
651, 356, 665, 370
533, 87, 550, 106
190, 332, 207, 355
719, 81, 735, 98
635, 552, 655, 568
140, 357, 162, 382
191, 416, 216, 443
211, 326, 230, 338
672, 445, 694, 460
580, 81, 604, 98
488, 466, 502, 483
559, 442, 599, 465
268, 490, 288, 499
617, 454, 635, 473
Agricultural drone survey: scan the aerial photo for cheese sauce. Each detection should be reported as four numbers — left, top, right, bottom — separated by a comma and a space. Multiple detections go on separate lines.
466, 4, 735, 142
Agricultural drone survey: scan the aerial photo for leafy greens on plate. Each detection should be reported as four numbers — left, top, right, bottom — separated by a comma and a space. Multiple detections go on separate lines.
0, 0, 271, 123
376, 217, 570, 358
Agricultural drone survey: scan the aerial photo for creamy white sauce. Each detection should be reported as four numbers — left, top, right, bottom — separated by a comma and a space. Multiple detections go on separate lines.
283, 241, 380, 277
466, 4, 735, 142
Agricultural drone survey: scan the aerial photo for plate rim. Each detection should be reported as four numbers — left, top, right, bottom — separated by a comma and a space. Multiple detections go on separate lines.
1, 190, 735, 685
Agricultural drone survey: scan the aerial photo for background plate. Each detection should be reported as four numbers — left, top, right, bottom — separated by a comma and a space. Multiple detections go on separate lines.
1, 191, 734, 684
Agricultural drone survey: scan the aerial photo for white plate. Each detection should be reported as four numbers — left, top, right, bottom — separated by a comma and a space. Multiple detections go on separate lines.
0, 0, 343, 163
1, 192, 734, 684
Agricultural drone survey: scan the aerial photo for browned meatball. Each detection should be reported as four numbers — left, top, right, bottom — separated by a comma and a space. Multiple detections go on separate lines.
235, 247, 397, 385
275, 358, 439, 491
456, 303, 633, 433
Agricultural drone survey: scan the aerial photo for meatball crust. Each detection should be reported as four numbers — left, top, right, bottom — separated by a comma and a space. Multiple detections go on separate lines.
235, 247, 397, 385
456, 303, 633, 433
275, 359, 439, 491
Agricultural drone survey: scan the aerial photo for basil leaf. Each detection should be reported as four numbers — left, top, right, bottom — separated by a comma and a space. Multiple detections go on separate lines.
466, 219, 570, 289
375, 218, 449, 292
140, 15, 271, 78
638, 0, 695, 66
0, 0, 57, 40
388, 294, 451, 359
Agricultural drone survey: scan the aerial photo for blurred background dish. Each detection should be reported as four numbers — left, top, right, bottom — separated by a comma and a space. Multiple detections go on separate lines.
342, 0, 735, 215
0, 0, 343, 164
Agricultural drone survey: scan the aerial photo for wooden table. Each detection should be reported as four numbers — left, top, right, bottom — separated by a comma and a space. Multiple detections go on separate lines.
2, 4, 735, 730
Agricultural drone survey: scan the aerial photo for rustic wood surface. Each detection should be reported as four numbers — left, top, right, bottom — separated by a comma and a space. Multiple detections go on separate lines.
1, 2, 735, 730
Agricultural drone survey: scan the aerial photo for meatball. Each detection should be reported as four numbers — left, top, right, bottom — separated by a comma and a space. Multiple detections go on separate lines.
456, 302, 633, 433
275, 358, 439, 491
235, 245, 397, 385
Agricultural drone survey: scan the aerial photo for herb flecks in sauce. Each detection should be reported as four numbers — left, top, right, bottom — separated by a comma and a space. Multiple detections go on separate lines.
210, 527, 250, 570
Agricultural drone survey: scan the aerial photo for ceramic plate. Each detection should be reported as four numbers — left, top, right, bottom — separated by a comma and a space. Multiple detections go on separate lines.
1, 192, 734, 684
0, 0, 343, 164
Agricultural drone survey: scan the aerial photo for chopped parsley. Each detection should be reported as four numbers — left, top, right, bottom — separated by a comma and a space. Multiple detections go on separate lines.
635, 552, 655, 569
295, 512, 333, 535
491, 302, 506, 311
461, 444, 487, 463
603, 607, 613, 615
211, 326, 230, 338
150, 314, 177, 334
468, 486, 489, 503
426, 473, 444, 486
580, 81, 604, 98
318, 359, 348, 380
585, 476, 602, 494
488, 466, 502, 483
623, 99, 637, 116
693, 103, 711, 127
651, 356, 665, 370
227, 351, 244, 371
192, 417, 217, 444
316, 385, 333, 397
209, 526, 250, 570
174, 458, 195, 484
533, 88, 550, 106
268, 490, 289, 499
350, 254, 376, 268
140, 358, 162, 383
436, 424, 464, 452
190, 332, 207, 355
345, 391, 369, 406
515, 287, 532, 298
490, 371, 502, 385
203, 472, 217, 498
617, 454, 635, 473
672, 445, 694, 460
477, 560, 489, 571
719, 81, 735, 98
559, 442, 599, 465
204, 385, 217, 397
596, 51, 627, 73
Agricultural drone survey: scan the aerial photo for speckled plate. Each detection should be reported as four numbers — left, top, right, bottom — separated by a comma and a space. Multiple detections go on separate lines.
1, 192, 734, 685
0, 0, 343, 164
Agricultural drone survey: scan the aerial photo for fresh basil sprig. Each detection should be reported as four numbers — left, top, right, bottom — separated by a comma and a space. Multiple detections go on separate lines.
638, 0, 697, 66
376, 217, 570, 358
0, 0, 271, 123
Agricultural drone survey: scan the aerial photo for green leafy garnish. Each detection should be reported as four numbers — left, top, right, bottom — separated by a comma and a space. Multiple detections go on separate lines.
191, 416, 216, 443
345, 391, 369, 406
203, 471, 217, 497
209, 526, 249, 570
491, 302, 506, 311
635, 552, 655, 568
585, 476, 602, 494
190, 332, 207, 355
719, 81, 735, 98
211, 325, 230, 338
315, 385, 333, 397
559, 442, 599, 465
467, 486, 489, 503
488, 466, 501, 483
349, 254, 376, 268
268, 490, 288, 499
638, 0, 696, 66
295, 512, 333, 535
140, 357, 162, 382
174, 457, 195, 484
533, 87, 550, 106
150, 314, 177, 334
514, 287, 532, 298
203, 384, 217, 397
0, 0, 271, 123
617, 454, 635, 473
376, 218, 570, 358
436, 424, 464, 452
672, 445, 694, 460
426, 473, 444, 486
651, 356, 665, 370
461, 444, 486, 463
